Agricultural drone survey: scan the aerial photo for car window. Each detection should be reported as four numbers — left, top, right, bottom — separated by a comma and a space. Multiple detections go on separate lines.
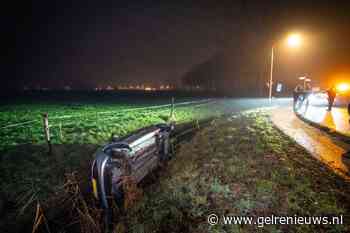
129, 133, 157, 157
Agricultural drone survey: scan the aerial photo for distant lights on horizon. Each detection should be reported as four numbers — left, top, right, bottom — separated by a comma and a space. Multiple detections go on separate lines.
95, 84, 173, 91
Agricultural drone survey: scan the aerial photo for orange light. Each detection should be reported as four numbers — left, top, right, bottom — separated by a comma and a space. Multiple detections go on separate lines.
336, 83, 350, 93
286, 33, 302, 48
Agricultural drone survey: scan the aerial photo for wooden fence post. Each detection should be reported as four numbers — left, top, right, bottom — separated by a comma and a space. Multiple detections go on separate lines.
195, 119, 200, 130
42, 113, 52, 155
169, 97, 175, 122
59, 122, 63, 142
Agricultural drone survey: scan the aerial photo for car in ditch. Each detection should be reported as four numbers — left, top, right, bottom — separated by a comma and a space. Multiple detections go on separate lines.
90, 123, 173, 224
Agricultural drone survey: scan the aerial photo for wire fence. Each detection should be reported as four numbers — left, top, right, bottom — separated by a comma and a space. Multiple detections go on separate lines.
0, 99, 211, 129
0, 99, 215, 150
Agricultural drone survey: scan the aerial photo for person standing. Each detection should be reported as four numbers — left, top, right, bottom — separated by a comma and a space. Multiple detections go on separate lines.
305, 82, 312, 92
326, 86, 337, 111
293, 84, 303, 110
304, 82, 312, 103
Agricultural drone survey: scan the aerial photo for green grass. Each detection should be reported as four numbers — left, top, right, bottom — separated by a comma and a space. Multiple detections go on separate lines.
0, 98, 228, 151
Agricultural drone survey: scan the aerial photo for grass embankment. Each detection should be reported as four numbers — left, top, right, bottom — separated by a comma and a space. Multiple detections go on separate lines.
120, 110, 350, 233
0, 144, 98, 233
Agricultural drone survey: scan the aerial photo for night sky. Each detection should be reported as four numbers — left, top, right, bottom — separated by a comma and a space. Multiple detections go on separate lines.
8, 0, 350, 92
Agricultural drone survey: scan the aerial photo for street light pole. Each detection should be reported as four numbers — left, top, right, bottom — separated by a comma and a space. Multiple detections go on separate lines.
267, 33, 303, 102
269, 46, 274, 102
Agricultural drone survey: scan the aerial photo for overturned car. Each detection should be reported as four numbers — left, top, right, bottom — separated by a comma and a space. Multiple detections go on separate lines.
90, 123, 173, 223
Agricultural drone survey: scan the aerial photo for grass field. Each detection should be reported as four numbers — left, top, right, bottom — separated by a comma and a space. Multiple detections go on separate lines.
0, 97, 224, 151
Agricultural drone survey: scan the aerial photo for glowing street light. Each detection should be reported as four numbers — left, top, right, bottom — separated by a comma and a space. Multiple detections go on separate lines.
268, 33, 303, 102
287, 33, 302, 48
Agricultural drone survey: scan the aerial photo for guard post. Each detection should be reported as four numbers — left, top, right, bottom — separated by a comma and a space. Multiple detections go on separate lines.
42, 113, 52, 155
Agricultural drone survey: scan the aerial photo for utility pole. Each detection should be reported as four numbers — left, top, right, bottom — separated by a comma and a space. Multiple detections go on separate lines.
269, 46, 274, 102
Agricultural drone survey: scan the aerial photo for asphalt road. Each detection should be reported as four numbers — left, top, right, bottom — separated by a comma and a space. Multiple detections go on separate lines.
215, 97, 292, 114
296, 93, 350, 137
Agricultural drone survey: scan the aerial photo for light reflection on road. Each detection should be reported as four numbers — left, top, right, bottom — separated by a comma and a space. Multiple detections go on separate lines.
296, 94, 350, 137
271, 107, 350, 179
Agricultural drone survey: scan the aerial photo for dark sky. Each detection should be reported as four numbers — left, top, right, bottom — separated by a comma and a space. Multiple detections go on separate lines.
8, 0, 350, 90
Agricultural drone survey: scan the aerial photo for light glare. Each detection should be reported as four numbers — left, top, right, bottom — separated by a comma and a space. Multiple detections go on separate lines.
287, 34, 302, 48
336, 83, 350, 93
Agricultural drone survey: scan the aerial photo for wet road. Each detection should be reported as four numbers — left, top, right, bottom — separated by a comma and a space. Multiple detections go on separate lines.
271, 106, 350, 179
215, 97, 292, 114
296, 93, 350, 137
